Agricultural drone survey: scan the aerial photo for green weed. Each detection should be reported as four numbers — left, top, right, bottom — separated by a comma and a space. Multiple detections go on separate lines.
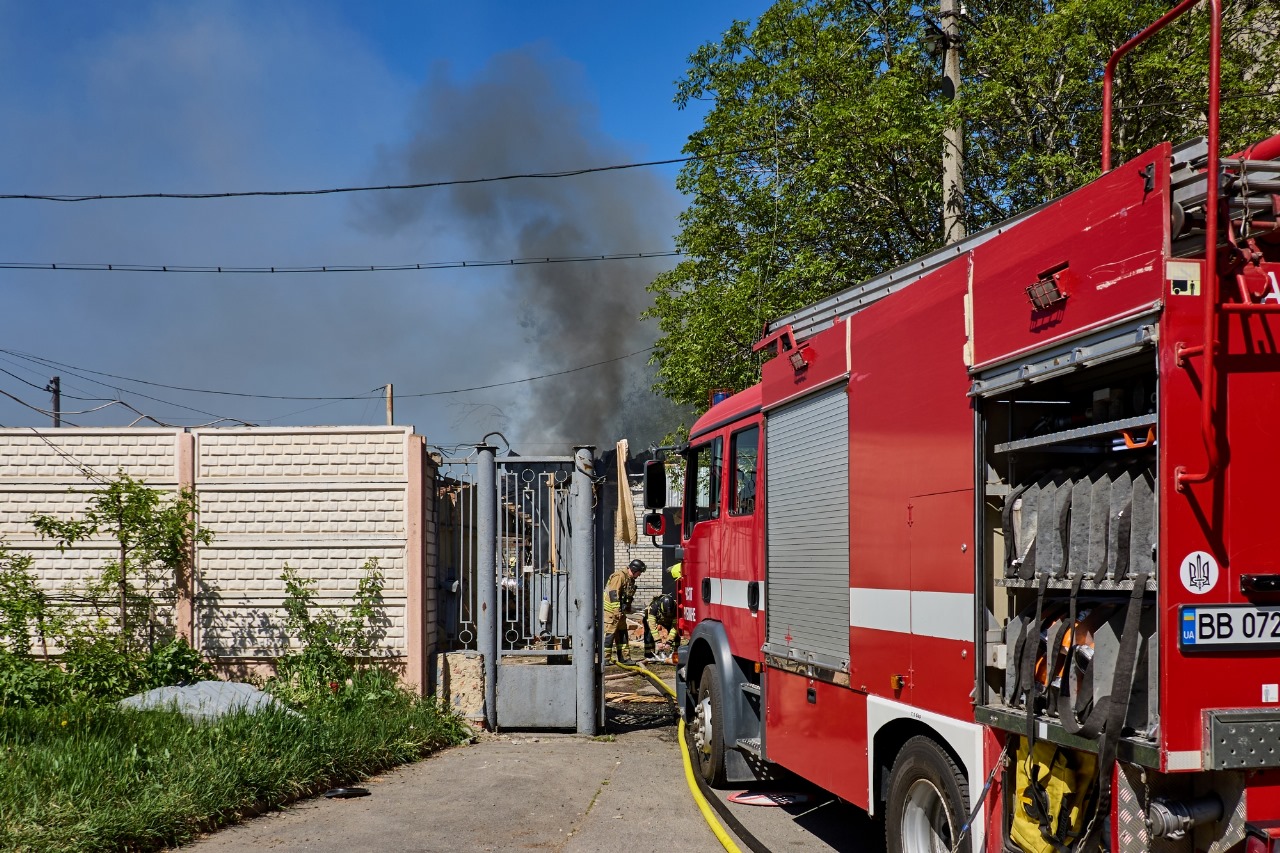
0, 690, 468, 851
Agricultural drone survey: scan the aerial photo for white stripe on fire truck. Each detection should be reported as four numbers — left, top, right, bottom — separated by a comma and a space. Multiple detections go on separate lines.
848, 588, 973, 642
707, 578, 760, 611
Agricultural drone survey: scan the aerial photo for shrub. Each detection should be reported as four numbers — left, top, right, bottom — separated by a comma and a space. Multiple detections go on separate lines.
270, 559, 386, 706
0, 544, 56, 656
0, 651, 69, 707
145, 637, 214, 688
62, 636, 148, 701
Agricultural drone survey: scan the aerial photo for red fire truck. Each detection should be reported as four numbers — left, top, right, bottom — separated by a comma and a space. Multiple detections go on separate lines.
642, 4, 1280, 851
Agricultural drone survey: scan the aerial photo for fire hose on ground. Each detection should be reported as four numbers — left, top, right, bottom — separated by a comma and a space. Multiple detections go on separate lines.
614, 661, 761, 853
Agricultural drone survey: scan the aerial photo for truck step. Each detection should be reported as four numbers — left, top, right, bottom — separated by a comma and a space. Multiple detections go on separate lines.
740, 682, 761, 697
736, 737, 762, 756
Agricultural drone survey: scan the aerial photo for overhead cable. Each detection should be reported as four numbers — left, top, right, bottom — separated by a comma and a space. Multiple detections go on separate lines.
0, 250, 683, 275
0, 384, 251, 429
0, 346, 655, 402
0, 350, 255, 422
0, 149, 760, 203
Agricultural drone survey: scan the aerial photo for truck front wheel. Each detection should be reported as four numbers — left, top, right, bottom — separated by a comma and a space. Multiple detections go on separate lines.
689, 664, 728, 787
885, 735, 970, 853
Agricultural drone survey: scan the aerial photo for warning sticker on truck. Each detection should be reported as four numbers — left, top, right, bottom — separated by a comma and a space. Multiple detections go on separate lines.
1180, 605, 1280, 651
1168, 260, 1202, 296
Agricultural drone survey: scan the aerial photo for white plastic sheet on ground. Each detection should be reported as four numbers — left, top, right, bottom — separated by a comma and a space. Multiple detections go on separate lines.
118, 680, 298, 721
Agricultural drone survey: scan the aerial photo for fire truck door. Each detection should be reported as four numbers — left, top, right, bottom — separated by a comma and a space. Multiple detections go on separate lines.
724, 425, 763, 654
682, 437, 724, 628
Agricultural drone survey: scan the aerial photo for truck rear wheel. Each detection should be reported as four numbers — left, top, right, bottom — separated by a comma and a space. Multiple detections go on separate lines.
689, 663, 728, 787
885, 735, 970, 853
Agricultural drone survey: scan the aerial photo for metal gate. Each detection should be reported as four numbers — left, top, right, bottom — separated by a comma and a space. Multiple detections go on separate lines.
437, 446, 599, 732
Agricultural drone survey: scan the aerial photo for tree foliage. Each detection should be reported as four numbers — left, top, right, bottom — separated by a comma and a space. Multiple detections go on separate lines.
648, 0, 1280, 413
31, 473, 210, 651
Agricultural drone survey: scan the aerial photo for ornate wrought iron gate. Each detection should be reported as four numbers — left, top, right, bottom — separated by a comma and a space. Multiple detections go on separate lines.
437, 446, 600, 732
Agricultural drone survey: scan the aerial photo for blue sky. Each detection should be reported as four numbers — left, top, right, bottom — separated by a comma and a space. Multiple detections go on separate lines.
0, 0, 770, 453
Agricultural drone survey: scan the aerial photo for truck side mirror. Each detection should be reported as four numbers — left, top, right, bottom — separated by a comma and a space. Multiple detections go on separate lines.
643, 459, 667, 509
643, 512, 666, 537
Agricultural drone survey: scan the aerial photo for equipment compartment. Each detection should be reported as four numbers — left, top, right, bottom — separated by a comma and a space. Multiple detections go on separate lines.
975, 346, 1160, 751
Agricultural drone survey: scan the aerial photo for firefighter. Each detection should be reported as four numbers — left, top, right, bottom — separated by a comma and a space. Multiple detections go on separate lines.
642, 593, 680, 660
643, 562, 684, 661
603, 559, 645, 664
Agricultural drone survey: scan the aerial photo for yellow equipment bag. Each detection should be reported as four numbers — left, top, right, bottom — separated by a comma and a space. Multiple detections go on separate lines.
1010, 738, 1098, 853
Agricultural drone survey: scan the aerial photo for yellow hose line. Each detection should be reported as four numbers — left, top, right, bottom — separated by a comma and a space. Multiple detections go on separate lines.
614, 661, 742, 853
678, 717, 743, 853
615, 661, 677, 700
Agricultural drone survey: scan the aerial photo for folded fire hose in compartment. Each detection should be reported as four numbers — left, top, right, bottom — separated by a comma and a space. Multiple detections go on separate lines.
1003, 461, 1155, 583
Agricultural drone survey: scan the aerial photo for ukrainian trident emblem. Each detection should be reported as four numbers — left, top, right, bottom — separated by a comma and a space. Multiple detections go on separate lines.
1180, 550, 1219, 595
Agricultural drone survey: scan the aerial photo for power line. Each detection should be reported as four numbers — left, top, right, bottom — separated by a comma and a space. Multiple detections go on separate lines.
0, 250, 683, 276
0, 350, 254, 422
0, 365, 53, 395
1, 348, 382, 401
0, 346, 656, 402
397, 348, 656, 397
20, 427, 111, 484
0, 384, 245, 429
0, 150, 759, 203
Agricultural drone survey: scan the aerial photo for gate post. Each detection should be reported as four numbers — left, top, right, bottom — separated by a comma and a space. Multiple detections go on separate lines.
572, 446, 598, 735
476, 444, 498, 731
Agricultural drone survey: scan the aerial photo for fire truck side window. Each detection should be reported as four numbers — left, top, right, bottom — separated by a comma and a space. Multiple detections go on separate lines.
730, 426, 758, 516
685, 438, 722, 536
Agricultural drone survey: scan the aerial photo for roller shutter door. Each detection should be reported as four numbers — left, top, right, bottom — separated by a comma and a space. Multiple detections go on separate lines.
765, 386, 850, 664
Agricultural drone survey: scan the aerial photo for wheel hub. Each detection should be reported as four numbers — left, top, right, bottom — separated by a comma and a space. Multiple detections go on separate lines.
693, 696, 714, 756
899, 778, 955, 853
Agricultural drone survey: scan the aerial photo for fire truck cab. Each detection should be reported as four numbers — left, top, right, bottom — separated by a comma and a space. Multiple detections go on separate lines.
644, 7, 1280, 850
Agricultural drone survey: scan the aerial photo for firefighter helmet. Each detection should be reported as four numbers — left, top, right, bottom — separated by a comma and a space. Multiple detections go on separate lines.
651, 593, 676, 624
628, 559, 646, 573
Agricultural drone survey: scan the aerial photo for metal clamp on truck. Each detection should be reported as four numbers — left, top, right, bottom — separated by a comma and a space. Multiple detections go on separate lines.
641, 1, 1280, 850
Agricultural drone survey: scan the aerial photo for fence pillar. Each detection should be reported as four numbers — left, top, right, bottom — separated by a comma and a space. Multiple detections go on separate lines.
572, 446, 598, 735
404, 435, 426, 695
476, 444, 498, 730
176, 431, 196, 645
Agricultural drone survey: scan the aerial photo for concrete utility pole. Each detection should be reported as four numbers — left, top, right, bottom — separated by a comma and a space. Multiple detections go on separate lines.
941, 0, 965, 244
385, 383, 394, 425
47, 376, 61, 427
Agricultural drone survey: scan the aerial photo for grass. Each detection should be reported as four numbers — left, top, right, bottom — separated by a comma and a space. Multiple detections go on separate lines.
0, 688, 471, 852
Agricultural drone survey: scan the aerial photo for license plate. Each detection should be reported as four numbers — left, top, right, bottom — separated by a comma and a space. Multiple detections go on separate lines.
1180, 605, 1280, 651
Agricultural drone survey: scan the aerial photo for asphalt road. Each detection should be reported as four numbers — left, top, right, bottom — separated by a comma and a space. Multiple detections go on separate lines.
180, 668, 883, 853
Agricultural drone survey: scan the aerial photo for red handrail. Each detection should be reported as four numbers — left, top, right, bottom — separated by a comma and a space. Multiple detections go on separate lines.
1101, 0, 1222, 492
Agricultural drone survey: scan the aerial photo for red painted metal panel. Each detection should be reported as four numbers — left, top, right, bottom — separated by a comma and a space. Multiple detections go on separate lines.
850, 626, 912, 701
1160, 259, 1280, 758
689, 385, 762, 439
908, 491, 976, 720
970, 147, 1170, 368
909, 490, 975, 596
845, 255, 973, 714
761, 318, 848, 409
1246, 771, 1280, 821
983, 728, 1009, 846
765, 667, 870, 810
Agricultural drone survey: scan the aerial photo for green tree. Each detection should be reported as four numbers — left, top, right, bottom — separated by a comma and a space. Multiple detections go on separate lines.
648, 0, 1280, 413
0, 544, 53, 656
31, 473, 211, 652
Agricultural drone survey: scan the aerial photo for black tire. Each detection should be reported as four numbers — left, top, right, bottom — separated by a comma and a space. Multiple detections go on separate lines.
689, 663, 728, 787
885, 735, 971, 853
